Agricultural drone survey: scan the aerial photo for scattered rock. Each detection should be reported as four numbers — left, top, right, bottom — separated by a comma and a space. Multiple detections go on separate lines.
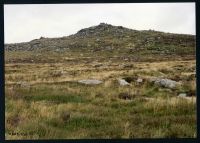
96, 38, 100, 42
178, 93, 187, 97
78, 79, 103, 85
124, 58, 129, 61
136, 78, 143, 83
186, 90, 196, 97
151, 78, 177, 89
119, 63, 134, 68
5, 23, 195, 58
118, 79, 130, 86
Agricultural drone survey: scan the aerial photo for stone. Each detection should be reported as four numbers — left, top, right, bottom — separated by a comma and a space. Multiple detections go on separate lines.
124, 58, 129, 61
178, 93, 187, 97
55, 49, 60, 52
119, 63, 134, 68
136, 78, 143, 83
96, 38, 100, 42
152, 78, 177, 89
118, 79, 130, 86
78, 79, 103, 85
178, 91, 195, 99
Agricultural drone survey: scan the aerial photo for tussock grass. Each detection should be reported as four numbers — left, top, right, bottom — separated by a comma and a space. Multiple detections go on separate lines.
5, 59, 196, 139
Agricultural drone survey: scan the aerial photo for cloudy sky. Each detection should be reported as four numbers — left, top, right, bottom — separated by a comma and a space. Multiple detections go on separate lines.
4, 3, 195, 43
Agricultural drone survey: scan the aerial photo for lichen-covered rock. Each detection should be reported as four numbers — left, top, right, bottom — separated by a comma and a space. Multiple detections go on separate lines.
151, 78, 177, 89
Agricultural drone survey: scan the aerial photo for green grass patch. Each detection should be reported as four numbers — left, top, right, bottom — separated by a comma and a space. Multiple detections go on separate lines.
23, 94, 88, 103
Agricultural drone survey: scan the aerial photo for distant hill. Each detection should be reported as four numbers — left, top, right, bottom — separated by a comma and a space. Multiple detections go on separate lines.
5, 23, 195, 63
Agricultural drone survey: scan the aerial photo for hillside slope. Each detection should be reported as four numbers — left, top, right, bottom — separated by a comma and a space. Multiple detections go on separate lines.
5, 23, 195, 63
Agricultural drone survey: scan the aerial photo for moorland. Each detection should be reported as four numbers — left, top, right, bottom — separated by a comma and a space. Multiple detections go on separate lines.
5, 23, 196, 139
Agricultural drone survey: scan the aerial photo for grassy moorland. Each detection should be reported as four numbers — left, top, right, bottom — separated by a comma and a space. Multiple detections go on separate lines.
5, 57, 196, 139
5, 23, 196, 139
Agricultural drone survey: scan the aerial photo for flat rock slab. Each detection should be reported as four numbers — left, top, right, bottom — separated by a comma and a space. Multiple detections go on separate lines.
151, 78, 177, 89
178, 93, 187, 97
118, 79, 130, 86
78, 79, 103, 85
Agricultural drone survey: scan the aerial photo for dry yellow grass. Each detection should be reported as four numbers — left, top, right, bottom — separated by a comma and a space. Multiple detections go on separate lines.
5, 59, 196, 139
5, 60, 196, 85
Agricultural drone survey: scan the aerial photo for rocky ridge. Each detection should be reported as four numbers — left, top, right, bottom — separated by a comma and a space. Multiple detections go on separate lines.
5, 23, 195, 51
5, 23, 195, 58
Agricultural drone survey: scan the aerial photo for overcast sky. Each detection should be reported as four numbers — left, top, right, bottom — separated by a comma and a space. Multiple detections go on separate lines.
4, 3, 195, 43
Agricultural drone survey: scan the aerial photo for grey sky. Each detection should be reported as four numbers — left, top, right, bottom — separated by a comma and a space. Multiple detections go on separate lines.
4, 3, 195, 43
